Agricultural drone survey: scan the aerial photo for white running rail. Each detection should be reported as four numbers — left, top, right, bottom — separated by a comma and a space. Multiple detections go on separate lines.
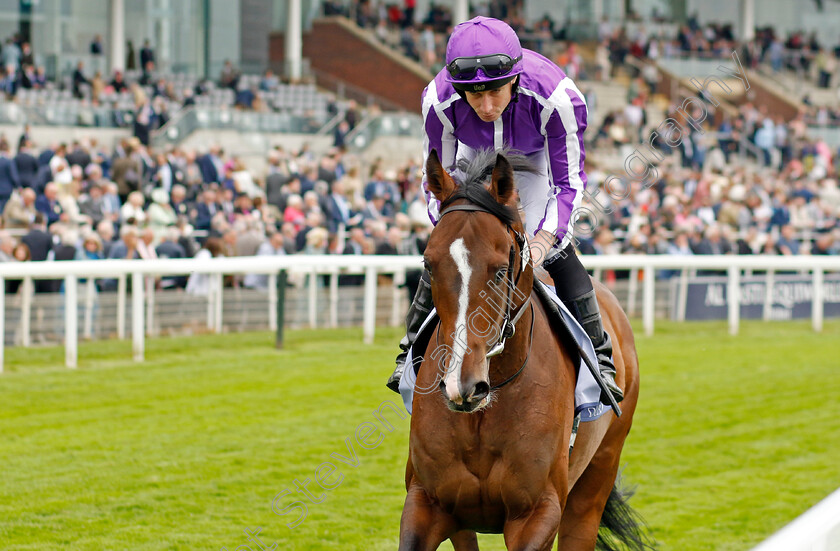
751, 488, 840, 551
0, 253, 839, 371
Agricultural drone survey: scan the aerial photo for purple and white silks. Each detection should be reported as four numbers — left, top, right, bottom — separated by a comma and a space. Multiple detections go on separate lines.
421, 48, 589, 249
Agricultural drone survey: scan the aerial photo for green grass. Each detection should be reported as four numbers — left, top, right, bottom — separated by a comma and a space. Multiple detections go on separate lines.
1, 320, 839, 550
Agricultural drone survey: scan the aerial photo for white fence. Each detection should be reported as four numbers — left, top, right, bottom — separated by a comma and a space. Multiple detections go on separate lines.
0, 254, 839, 372
751, 487, 840, 551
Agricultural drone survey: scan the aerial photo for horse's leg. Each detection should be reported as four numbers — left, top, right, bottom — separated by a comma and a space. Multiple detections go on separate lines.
450, 530, 480, 551
399, 483, 458, 551
558, 388, 636, 551
556, 445, 622, 551
502, 496, 562, 551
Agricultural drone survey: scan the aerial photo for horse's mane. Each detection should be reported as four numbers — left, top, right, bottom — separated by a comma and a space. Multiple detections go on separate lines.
439, 148, 541, 227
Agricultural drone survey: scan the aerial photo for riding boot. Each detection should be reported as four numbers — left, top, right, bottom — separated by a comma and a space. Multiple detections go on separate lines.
386, 271, 434, 393
565, 290, 624, 404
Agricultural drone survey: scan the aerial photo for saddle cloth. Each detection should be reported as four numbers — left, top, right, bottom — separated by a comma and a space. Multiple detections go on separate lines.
398, 280, 610, 423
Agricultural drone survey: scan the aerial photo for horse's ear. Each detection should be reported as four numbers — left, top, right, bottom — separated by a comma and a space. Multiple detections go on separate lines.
490, 153, 515, 205
425, 149, 456, 202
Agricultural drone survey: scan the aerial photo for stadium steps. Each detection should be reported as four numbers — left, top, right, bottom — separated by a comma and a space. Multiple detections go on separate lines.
269, 16, 433, 113
755, 65, 836, 107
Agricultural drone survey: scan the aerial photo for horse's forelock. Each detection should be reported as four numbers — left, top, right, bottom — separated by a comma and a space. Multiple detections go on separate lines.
440, 148, 538, 229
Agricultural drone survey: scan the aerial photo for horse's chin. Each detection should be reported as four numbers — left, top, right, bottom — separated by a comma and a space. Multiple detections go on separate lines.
445, 394, 493, 413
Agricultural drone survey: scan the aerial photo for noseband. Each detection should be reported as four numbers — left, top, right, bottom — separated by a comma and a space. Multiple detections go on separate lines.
438, 202, 534, 390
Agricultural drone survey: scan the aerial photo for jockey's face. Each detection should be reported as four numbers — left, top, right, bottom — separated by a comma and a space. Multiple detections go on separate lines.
464, 81, 514, 123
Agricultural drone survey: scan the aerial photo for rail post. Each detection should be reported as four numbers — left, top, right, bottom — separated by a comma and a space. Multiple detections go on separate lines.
275, 269, 287, 349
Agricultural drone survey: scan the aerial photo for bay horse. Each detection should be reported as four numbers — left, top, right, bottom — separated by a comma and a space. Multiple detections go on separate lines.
398, 149, 649, 551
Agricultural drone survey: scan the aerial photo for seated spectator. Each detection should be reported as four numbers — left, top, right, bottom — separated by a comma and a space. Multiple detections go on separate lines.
303, 227, 329, 255
186, 237, 225, 296
156, 227, 187, 289
35, 182, 65, 227
193, 188, 221, 231
110, 70, 128, 93
72, 61, 90, 99
148, 188, 177, 237
4, 188, 37, 229
259, 69, 279, 91
0, 230, 14, 262
283, 194, 305, 231
108, 225, 141, 260
78, 184, 107, 227
79, 232, 104, 261
120, 190, 147, 225
243, 231, 286, 290
136, 227, 157, 260
775, 224, 800, 255
96, 219, 116, 258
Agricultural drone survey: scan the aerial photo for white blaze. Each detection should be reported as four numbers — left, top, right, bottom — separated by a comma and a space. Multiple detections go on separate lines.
443, 238, 471, 401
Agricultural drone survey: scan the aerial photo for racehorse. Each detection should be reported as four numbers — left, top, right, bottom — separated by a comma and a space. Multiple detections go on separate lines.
398, 149, 649, 551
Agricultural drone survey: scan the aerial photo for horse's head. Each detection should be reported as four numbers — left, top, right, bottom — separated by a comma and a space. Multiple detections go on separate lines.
424, 148, 535, 413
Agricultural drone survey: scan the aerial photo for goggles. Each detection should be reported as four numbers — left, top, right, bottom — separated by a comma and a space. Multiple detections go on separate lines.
446, 53, 522, 81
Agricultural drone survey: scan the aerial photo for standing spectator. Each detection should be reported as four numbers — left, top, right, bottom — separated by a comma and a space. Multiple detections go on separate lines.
125, 40, 136, 71
111, 140, 142, 201
140, 39, 155, 73
0, 141, 21, 211
90, 34, 104, 72
419, 25, 436, 70
22, 214, 55, 293
66, 140, 92, 169
2, 37, 21, 73
754, 118, 775, 167
333, 120, 351, 149
196, 146, 223, 184
20, 42, 33, 67
133, 95, 154, 146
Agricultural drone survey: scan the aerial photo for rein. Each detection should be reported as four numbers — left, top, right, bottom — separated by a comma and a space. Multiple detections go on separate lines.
438, 202, 534, 390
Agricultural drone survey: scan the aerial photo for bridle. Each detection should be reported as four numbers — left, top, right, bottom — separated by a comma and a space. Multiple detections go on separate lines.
437, 202, 534, 390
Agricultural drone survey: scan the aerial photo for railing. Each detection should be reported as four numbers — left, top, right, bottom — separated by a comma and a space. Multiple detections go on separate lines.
345, 112, 424, 150
0, 254, 838, 372
751, 487, 840, 551
151, 106, 334, 147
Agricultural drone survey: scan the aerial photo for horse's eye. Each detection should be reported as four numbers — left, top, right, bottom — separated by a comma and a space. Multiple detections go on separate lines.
494, 267, 507, 284
423, 259, 432, 278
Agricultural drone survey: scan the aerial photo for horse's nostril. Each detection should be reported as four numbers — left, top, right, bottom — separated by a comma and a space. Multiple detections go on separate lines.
469, 381, 490, 403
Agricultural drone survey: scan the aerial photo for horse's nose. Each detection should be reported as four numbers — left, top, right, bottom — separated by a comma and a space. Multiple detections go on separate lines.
440, 377, 489, 405
465, 380, 490, 404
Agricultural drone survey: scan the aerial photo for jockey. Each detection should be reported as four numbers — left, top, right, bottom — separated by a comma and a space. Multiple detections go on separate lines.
386, 16, 623, 405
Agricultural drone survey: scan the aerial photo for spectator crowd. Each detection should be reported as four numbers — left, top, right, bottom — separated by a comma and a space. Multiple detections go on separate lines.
0, 5, 836, 301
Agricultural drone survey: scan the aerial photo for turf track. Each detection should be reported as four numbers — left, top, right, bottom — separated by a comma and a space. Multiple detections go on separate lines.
1, 320, 838, 550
